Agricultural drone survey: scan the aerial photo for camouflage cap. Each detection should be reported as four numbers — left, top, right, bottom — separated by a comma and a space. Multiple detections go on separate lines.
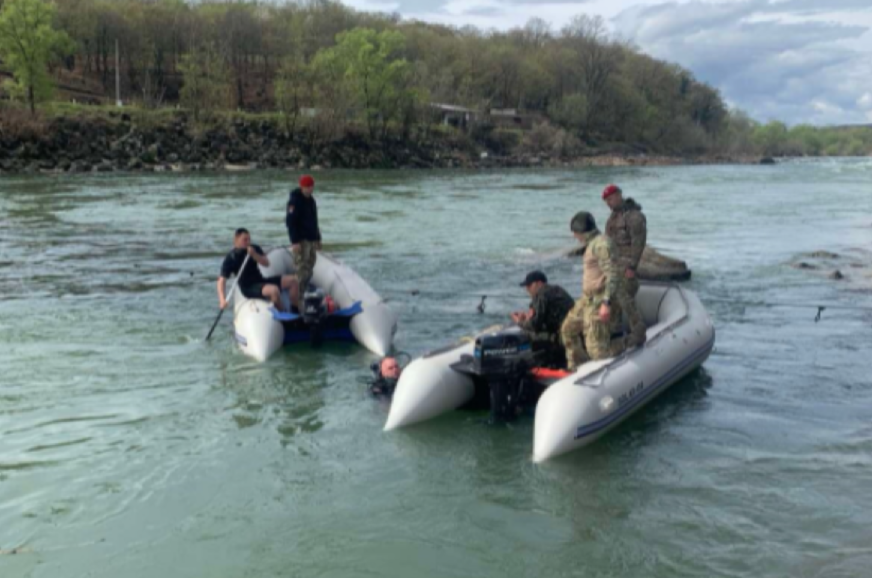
570, 211, 597, 234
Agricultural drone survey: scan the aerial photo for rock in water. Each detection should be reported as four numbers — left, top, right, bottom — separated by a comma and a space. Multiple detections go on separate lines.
563, 245, 692, 281
637, 247, 692, 281
805, 250, 840, 260
829, 270, 845, 280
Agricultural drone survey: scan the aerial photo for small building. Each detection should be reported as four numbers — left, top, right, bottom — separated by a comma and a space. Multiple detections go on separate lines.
429, 103, 477, 129
487, 108, 540, 130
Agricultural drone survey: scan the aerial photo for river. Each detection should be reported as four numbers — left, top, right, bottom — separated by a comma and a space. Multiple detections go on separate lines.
2, 159, 872, 577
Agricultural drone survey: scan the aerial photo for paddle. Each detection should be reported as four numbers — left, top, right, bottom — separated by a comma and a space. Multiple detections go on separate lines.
205, 252, 251, 341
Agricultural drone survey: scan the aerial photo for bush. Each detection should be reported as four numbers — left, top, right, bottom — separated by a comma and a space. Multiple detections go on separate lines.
472, 123, 521, 155
0, 103, 48, 140
522, 121, 583, 157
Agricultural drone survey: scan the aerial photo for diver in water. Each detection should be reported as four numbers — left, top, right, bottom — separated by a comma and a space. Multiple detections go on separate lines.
369, 356, 404, 397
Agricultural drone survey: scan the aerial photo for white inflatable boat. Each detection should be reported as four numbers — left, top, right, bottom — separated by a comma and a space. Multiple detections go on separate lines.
232, 248, 398, 362
384, 282, 715, 462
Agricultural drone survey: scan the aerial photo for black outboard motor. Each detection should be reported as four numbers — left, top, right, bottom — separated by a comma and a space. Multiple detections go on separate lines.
302, 285, 328, 346
454, 333, 534, 422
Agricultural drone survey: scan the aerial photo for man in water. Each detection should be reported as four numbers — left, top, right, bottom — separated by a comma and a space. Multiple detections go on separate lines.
286, 174, 322, 291
217, 228, 298, 312
603, 184, 647, 348
511, 271, 575, 367
370, 357, 402, 396
560, 212, 628, 367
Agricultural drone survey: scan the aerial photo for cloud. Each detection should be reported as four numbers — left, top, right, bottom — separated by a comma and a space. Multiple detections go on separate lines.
765, 0, 872, 15
346, 0, 593, 14
345, 0, 872, 124
397, 1, 597, 31
613, 0, 872, 124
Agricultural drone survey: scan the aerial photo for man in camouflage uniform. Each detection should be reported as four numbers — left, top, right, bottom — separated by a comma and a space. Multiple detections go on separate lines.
602, 184, 647, 348
560, 212, 628, 368
511, 271, 574, 367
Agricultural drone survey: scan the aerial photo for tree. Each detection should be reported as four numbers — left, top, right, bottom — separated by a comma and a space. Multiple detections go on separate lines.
560, 15, 618, 136
274, 56, 310, 134
752, 121, 788, 156
0, 0, 73, 114
312, 28, 419, 139
179, 42, 230, 121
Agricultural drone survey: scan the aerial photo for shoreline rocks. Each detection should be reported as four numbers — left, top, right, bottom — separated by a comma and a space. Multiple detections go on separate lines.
0, 113, 767, 175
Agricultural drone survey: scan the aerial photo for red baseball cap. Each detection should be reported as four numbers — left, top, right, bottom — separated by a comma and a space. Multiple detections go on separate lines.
299, 175, 315, 188
602, 184, 621, 199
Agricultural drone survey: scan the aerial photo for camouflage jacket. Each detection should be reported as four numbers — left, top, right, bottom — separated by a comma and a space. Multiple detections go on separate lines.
582, 232, 620, 303
605, 198, 647, 271
519, 284, 575, 342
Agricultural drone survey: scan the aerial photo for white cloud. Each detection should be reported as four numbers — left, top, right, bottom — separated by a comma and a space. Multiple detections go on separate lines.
611, 1, 872, 124
355, 0, 872, 124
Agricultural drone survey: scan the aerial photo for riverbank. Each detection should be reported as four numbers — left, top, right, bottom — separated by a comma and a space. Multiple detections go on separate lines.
0, 108, 766, 175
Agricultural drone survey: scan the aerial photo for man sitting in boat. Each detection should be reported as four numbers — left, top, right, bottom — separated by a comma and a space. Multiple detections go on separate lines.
217, 228, 299, 312
511, 270, 575, 368
561, 212, 630, 368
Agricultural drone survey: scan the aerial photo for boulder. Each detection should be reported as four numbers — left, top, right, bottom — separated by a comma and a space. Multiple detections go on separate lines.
805, 250, 840, 259
637, 247, 692, 281
564, 245, 692, 282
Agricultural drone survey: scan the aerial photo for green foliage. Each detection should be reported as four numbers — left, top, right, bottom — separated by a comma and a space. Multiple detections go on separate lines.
274, 56, 310, 134
311, 28, 419, 139
719, 114, 872, 157
0, 0, 73, 114
548, 93, 588, 133
10, 0, 871, 157
178, 43, 230, 121
752, 121, 789, 156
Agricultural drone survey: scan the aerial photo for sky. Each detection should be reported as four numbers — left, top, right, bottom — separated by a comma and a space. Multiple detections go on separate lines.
342, 0, 872, 126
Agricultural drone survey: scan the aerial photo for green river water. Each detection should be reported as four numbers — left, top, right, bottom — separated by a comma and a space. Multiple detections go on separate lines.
2, 160, 872, 577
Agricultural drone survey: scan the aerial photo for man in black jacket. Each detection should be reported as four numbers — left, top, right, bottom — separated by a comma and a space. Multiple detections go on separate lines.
511, 271, 575, 367
286, 174, 322, 291
218, 228, 298, 312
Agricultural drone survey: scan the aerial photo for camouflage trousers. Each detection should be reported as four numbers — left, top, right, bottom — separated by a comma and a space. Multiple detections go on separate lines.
616, 277, 647, 349
582, 294, 629, 361
624, 276, 640, 298
293, 240, 317, 291
560, 300, 592, 370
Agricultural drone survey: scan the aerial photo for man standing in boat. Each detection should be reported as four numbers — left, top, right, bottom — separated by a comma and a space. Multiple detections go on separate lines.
561, 212, 628, 368
218, 228, 298, 312
286, 174, 322, 291
603, 184, 647, 348
511, 271, 575, 367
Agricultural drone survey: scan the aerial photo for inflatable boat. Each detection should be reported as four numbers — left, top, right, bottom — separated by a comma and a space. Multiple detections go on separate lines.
233, 248, 397, 361
384, 282, 715, 462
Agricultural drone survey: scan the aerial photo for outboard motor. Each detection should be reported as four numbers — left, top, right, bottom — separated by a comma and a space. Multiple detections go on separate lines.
454, 333, 534, 422
302, 285, 328, 346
